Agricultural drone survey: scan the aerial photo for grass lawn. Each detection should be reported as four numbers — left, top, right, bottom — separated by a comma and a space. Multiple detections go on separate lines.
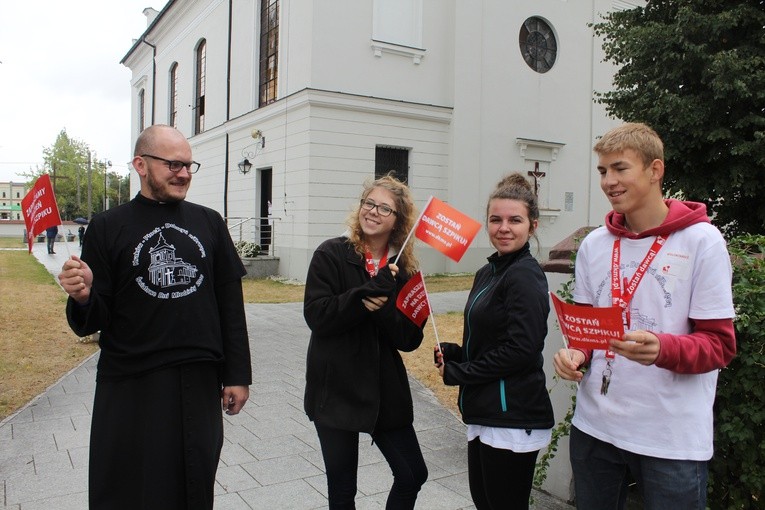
0, 249, 99, 420
0, 237, 26, 248
1, 246, 470, 421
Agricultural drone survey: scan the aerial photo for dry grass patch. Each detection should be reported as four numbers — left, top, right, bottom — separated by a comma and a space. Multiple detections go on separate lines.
241, 273, 474, 304
0, 237, 26, 248
401, 312, 464, 416
242, 277, 305, 303
0, 251, 98, 420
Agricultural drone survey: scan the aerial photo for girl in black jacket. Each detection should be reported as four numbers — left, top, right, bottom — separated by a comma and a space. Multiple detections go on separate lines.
304, 175, 428, 509
436, 174, 554, 510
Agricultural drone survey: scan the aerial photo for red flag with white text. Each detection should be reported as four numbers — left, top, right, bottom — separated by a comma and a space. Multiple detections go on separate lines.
550, 293, 624, 350
21, 174, 62, 253
396, 271, 431, 327
414, 197, 481, 262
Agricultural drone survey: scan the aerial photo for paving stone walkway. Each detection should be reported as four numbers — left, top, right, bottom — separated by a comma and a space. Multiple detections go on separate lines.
0, 241, 573, 509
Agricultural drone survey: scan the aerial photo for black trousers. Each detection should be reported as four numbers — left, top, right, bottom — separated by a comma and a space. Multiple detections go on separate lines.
467, 437, 540, 510
89, 362, 223, 510
314, 422, 428, 510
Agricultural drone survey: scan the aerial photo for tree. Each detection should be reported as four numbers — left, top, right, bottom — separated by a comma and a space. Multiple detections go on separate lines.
22, 129, 110, 220
593, 0, 765, 236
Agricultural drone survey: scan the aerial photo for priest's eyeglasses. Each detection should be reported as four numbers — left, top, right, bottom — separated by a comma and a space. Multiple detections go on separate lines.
360, 199, 397, 217
141, 154, 201, 174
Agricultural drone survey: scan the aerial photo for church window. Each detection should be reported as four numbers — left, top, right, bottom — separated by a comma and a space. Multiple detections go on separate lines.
169, 63, 179, 128
194, 40, 207, 134
375, 146, 409, 183
138, 88, 146, 133
259, 0, 279, 106
519, 17, 557, 73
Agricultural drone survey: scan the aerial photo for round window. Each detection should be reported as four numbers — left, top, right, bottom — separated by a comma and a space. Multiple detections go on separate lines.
519, 17, 557, 73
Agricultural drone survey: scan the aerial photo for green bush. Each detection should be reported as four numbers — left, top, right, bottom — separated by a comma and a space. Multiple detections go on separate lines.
234, 241, 261, 258
534, 234, 764, 508
709, 234, 765, 509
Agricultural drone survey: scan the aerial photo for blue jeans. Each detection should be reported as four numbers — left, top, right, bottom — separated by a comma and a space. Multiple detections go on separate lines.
314, 422, 427, 510
570, 426, 708, 510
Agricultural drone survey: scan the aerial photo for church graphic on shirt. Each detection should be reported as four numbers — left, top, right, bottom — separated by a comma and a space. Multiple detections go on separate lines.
147, 232, 198, 288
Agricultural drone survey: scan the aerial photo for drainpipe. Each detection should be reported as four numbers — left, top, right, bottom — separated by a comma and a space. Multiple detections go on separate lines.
227, 0, 233, 121
223, 0, 233, 218
139, 38, 157, 125
223, 140, 231, 218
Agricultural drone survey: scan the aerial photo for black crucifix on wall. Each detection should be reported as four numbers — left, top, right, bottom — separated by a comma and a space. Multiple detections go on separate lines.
527, 162, 546, 198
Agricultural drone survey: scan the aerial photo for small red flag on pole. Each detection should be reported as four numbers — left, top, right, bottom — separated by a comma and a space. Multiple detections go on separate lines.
550, 293, 624, 350
21, 174, 62, 253
396, 270, 431, 327
414, 196, 482, 262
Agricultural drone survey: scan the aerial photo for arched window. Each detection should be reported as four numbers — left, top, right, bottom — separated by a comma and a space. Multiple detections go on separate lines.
169, 62, 179, 128
259, 0, 279, 106
194, 40, 207, 134
138, 88, 146, 133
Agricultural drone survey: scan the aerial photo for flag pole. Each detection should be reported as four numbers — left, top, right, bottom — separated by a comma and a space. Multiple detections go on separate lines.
550, 292, 575, 363
419, 273, 442, 352
392, 196, 433, 266
47, 183, 71, 258
60, 223, 73, 258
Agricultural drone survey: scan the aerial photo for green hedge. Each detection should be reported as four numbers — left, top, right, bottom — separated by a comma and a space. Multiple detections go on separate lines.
709, 234, 765, 508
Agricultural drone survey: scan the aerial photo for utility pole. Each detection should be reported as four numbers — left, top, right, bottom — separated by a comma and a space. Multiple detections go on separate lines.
49, 161, 70, 195
87, 151, 93, 221
103, 160, 112, 211
76, 162, 81, 210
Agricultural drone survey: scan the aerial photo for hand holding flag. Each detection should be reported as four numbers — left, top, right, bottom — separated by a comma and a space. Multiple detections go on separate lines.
550, 293, 624, 350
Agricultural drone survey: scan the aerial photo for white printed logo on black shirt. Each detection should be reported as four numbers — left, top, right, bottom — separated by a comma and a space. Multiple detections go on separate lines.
132, 223, 205, 299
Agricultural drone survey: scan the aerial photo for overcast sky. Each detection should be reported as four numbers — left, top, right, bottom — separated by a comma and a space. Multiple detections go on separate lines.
0, 1, 163, 182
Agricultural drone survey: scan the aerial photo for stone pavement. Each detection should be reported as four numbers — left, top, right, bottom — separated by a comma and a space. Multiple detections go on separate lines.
0, 240, 574, 509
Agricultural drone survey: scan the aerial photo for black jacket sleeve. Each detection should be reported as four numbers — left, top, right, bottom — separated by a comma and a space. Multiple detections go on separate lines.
304, 246, 397, 336
215, 279, 252, 386
65, 290, 110, 337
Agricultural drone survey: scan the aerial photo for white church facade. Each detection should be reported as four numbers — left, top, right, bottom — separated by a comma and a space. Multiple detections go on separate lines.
122, 0, 642, 282
122, 1, 642, 500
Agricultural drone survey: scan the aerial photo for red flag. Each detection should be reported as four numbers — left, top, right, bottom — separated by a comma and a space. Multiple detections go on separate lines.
550, 293, 624, 350
396, 271, 430, 327
21, 174, 62, 253
414, 197, 481, 262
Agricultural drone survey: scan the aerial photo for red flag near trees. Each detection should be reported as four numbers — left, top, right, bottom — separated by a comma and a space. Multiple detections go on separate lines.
21, 174, 62, 253
396, 270, 430, 327
414, 197, 481, 262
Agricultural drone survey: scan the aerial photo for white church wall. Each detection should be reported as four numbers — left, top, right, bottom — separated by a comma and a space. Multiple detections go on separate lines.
123, 0, 638, 284
283, 0, 454, 107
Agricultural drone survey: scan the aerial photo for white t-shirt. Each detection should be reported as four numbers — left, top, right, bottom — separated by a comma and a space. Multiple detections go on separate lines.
572, 223, 734, 460
467, 425, 552, 453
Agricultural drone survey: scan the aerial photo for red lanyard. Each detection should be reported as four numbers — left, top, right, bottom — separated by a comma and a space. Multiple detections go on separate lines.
364, 246, 388, 278
608, 235, 668, 357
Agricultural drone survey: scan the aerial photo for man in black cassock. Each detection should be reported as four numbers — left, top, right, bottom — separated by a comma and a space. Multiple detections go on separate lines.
58, 125, 252, 510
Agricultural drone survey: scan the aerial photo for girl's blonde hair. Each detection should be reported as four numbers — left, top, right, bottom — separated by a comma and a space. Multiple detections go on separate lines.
346, 174, 419, 276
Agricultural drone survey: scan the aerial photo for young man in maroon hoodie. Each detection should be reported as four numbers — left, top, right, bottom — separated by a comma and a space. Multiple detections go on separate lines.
553, 123, 736, 509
